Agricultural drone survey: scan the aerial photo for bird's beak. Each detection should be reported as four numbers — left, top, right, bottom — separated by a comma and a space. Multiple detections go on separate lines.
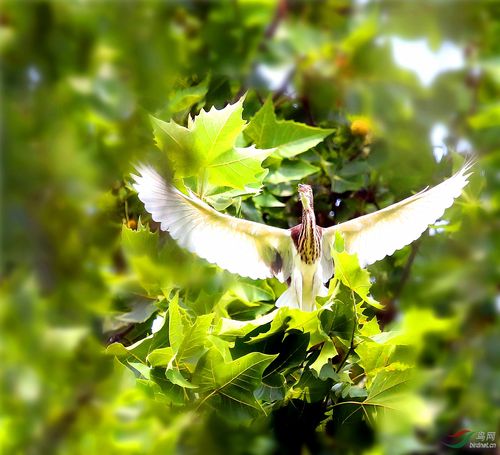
298, 186, 310, 209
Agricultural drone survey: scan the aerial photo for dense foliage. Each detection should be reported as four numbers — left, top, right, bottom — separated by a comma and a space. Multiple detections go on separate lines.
2, 1, 499, 454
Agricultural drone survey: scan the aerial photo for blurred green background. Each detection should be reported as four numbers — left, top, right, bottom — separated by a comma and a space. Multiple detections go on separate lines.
1, 1, 499, 454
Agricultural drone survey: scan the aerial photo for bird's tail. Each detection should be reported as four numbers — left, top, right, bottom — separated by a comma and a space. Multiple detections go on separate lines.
275, 287, 300, 310
275, 284, 328, 311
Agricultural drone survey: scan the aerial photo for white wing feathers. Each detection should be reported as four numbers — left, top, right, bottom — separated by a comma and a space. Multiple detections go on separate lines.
323, 162, 473, 267
131, 165, 293, 281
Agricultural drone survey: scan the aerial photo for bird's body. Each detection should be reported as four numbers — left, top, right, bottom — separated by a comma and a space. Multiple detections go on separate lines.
281, 253, 328, 312
279, 185, 328, 311
132, 161, 473, 311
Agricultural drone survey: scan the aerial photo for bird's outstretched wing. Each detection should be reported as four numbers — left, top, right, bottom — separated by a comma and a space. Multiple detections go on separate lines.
132, 165, 293, 281
323, 161, 474, 267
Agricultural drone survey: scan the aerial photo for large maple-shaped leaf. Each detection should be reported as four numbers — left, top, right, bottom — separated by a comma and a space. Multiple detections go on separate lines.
265, 159, 320, 184
309, 339, 338, 378
208, 145, 273, 189
191, 99, 246, 161
151, 96, 273, 192
121, 221, 172, 294
244, 97, 334, 158
168, 295, 214, 387
248, 306, 332, 349
355, 340, 413, 386
331, 368, 414, 426
362, 369, 414, 424
151, 117, 195, 175
146, 295, 214, 390
332, 232, 383, 309
194, 350, 277, 420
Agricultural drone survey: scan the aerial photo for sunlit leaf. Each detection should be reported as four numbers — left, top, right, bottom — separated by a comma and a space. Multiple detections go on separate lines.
265, 160, 320, 184
147, 347, 174, 367
332, 232, 383, 309
289, 369, 333, 403
194, 350, 277, 419
245, 97, 334, 158
151, 96, 274, 192
309, 339, 338, 378
363, 369, 414, 424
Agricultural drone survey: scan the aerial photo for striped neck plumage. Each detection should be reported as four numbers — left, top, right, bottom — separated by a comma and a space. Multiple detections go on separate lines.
301, 204, 316, 228
297, 185, 321, 264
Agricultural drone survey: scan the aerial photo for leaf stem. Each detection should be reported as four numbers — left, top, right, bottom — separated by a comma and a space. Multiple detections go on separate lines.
335, 289, 358, 373
198, 169, 208, 199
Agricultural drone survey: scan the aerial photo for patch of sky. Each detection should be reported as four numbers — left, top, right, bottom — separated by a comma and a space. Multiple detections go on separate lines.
430, 123, 449, 162
27, 65, 41, 89
254, 62, 295, 96
391, 38, 464, 86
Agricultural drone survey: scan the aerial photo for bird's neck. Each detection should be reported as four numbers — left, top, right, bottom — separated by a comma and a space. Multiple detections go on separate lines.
298, 206, 321, 264
301, 205, 316, 228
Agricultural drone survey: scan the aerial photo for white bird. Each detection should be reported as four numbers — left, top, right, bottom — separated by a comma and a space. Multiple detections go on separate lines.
132, 161, 473, 311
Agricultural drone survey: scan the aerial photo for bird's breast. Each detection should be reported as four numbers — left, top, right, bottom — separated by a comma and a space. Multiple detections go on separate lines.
291, 224, 322, 265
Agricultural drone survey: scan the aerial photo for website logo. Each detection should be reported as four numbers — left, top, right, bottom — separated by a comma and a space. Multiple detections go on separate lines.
443, 429, 497, 450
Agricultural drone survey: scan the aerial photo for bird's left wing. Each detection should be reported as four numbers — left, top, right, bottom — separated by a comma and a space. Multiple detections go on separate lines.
132, 165, 293, 281
323, 161, 474, 267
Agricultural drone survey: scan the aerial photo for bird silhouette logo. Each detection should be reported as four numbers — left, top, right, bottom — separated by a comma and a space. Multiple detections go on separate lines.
443, 429, 475, 448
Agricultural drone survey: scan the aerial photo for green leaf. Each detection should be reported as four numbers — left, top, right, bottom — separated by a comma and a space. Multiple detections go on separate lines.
468, 103, 500, 129
360, 317, 381, 338
253, 192, 286, 208
265, 159, 320, 185
121, 222, 172, 295
326, 290, 356, 343
151, 96, 273, 191
218, 309, 278, 340
289, 369, 332, 403
107, 313, 170, 365
151, 116, 196, 175
189, 290, 220, 317
174, 313, 214, 372
207, 145, 274, 189
194, 350, 277, 419
192, 97, 247, 162
331, 161, 370, 193
255, 373, 287, 402
263, 330, 310, 378
390, 307, 458, 347
167, 79, 209, 114
204, 184, 263, 210
363, 369, 414, 424
168, 295, 214, 372
332, 232, 383, 309
331, 368, 415, 427
165, 368, 198, 389
121, 219, 158, 259
309, 339, 338, 378
205, 335, 233, 363
149, 368, 187, 406
249, 307, 331, 349
245, 97, 334, 158
230, 277, 275, 302
341, 18, 377, 53
147, 347, 174, 367
217, 291, 273, 321
116, 301, 157, 324
168, 293, 185, 354
355, 340, 414, 386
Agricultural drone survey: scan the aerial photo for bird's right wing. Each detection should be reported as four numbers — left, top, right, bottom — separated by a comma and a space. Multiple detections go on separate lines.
323, 161, 474, 267
132, 165, 293, 282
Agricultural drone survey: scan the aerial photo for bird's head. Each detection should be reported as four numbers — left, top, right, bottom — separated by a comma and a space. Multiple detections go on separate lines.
298, 184, 314, 210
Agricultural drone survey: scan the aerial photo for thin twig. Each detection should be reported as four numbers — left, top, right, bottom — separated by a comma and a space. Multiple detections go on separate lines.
336, 289, 358, 373
264, 0, 287, 40
394, 240, 421, 300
